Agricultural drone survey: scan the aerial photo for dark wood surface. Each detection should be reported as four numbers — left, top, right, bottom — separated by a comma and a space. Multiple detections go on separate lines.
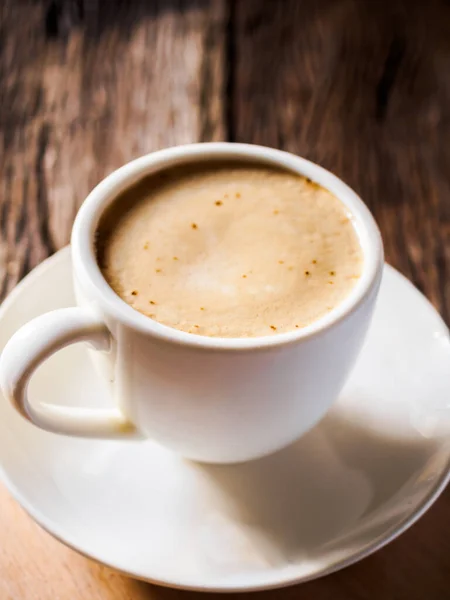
1, 0, 450, 598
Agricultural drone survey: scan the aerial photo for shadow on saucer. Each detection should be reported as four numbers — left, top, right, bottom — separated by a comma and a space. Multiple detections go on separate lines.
192, 396, 439, 567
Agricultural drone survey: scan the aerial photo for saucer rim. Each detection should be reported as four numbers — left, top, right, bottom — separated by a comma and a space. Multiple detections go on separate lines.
1, 247, 450, 592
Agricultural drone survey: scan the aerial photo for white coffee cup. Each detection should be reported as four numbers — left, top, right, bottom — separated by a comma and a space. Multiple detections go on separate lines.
0, 143, 383, 463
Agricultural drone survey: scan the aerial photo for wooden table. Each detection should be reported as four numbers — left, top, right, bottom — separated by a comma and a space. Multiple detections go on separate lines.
1, 1, 450, 598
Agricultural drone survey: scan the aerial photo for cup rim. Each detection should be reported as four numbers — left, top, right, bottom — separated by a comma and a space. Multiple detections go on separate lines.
71, 142, 384, 350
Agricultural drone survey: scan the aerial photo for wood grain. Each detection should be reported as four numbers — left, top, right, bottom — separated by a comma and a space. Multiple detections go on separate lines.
230, 3, 450, 596
232, 0, 450, 322
0, 0, 226, 298
1, 0, 450, 598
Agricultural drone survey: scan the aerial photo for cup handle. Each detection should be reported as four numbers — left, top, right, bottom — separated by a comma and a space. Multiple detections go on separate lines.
0, 307, 136, 437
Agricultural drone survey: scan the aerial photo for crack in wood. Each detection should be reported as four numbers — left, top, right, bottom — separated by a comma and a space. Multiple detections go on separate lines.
225, 0, 236, 142
35, 123, 56, 255
15, 174, 28, 244
16, 241, 31, 285
375, 35, 405, 122
44, 0, 84, 39
199, 20, 216, 141
45, 0, 62, 38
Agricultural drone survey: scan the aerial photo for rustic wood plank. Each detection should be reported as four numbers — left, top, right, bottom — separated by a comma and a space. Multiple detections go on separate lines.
232, 0, 450, 324
0, 0, 226, 300
232, 1, 450, 598
0, 1, 227, 598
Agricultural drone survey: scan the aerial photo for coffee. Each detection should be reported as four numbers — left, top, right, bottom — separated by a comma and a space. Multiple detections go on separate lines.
96, 162, 363, 337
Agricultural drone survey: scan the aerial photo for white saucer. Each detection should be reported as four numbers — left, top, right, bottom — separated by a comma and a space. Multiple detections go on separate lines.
1, 248, 450, 592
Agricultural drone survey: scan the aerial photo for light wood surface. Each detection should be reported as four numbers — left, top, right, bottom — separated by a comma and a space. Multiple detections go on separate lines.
1, 1, 450, 598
